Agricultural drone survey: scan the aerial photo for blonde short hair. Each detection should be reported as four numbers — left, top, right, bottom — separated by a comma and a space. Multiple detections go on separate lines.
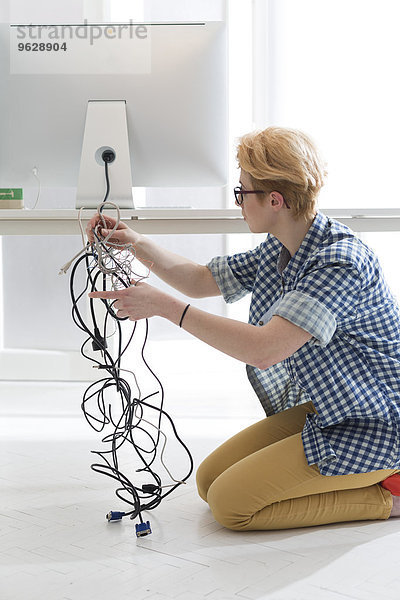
237, 127, 327, 221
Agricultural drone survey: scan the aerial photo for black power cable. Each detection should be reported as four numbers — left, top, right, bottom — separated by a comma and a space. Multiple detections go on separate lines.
68, 158, 194, 537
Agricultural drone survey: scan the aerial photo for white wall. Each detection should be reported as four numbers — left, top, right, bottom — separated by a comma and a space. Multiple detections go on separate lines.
105, 0, 226, 22
7, 0, 84, 23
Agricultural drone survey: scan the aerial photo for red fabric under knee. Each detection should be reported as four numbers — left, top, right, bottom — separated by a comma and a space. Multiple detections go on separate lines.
380, 473, 400, 496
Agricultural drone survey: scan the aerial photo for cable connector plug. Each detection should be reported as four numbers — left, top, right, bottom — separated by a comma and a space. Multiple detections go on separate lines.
58, 246, 87, 275
142, 484, 159, 494
59, 259, 74, 275
92, 327, 107, 351
135, 520, 152, 537
106, 511, 125, 522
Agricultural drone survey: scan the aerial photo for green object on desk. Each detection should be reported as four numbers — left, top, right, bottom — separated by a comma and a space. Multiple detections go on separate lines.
0, 188, 24, 209
0, 188, 23, 200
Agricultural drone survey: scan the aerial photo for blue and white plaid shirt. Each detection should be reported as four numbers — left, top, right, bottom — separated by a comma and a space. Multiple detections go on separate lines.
207, 211, 400, 476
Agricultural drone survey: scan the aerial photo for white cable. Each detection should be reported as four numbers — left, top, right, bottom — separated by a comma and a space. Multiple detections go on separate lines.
134, 403, 186, 486
58, 246, 88, 275
30, 167, 41, 210
60, 201, 132, 277
60, 201, 152, 285
112, 366, 142, 402
78, 207, 87, 247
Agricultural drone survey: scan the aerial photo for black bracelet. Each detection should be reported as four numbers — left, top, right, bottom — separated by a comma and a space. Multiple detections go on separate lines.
179, 304, 190, 328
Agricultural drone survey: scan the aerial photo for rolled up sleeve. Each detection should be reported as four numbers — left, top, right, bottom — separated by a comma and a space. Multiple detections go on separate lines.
206, 255, 250, 303
273, 263, 361, 347
273, 290, 337, 346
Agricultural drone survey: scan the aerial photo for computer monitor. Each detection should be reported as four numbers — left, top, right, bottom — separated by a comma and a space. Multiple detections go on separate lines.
0, 21, 227, 208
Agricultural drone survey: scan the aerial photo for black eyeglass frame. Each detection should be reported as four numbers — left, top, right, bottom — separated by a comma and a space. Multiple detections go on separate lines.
233, 186, 290, 209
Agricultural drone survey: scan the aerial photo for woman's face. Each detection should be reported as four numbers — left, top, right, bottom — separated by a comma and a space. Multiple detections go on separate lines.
239, 170, 271, 233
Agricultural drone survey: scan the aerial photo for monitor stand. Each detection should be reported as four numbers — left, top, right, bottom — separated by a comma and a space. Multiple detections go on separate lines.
76, 100, 134, 209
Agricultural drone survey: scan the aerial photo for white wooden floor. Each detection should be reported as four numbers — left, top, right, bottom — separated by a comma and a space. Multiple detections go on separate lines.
2, 343, 400, 600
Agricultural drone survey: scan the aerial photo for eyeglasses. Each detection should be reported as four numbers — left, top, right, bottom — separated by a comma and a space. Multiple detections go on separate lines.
233, 186, 290, 209
233, 186, 264, 206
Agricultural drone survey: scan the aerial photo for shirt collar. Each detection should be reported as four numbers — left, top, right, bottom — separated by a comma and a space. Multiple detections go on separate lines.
276, 211, 330, 278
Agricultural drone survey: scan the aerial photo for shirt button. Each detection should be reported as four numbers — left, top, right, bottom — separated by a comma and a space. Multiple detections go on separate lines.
258, 320, 264, 326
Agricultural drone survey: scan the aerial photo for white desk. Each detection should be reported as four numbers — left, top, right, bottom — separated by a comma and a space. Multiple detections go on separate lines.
1, 208, 400, 235
1, 207, 400, 381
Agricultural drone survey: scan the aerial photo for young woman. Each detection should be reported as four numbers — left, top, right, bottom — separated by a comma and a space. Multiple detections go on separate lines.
88, 127, 400, 530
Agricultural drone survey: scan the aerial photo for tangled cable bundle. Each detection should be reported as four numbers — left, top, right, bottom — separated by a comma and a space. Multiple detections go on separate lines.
64, 201, 193, 536
90, 204, 138, 287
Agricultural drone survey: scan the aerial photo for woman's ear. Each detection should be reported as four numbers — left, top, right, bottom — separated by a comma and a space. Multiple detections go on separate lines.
270, 191, 285, 208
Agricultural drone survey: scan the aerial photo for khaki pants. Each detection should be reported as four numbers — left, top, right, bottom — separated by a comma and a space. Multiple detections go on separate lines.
196, 401, 398, 530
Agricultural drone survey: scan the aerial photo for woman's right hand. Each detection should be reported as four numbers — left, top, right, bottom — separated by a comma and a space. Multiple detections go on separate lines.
86, 213, 141, 247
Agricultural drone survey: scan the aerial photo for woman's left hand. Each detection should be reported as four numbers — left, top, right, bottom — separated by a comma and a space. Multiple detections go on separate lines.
88, 280, 174, 321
